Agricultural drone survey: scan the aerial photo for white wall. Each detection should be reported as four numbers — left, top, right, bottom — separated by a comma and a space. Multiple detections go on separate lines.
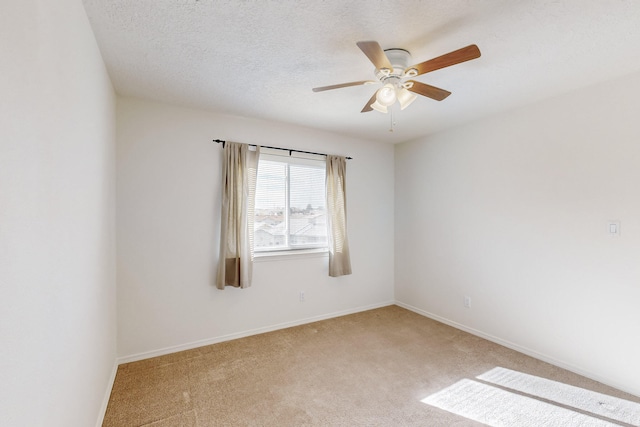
0, 1, 116, 426
395, 70, 640, 396
116, 97, 394, 359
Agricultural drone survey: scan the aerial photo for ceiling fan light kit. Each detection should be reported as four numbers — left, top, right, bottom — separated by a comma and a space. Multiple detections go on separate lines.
370, 100, 388, 114
376, 82, 398, 106
397, 87, 417, 110
312, 41, 481, 115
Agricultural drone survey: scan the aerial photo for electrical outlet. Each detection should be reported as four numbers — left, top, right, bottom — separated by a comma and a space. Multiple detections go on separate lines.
299, 291, 305, 302
608, 220, 621, 237
464, 296, 471, 308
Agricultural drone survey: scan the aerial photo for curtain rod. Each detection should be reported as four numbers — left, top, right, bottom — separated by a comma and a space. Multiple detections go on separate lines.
213, 139, 352, 160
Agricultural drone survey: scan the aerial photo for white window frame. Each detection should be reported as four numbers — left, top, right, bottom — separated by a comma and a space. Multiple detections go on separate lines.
254, 151, 328, 255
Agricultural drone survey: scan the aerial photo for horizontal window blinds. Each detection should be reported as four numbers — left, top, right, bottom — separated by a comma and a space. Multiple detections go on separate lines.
254, 155, 327, 251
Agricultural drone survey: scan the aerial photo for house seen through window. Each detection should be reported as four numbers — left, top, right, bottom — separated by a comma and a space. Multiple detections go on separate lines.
254, 153, 327, 252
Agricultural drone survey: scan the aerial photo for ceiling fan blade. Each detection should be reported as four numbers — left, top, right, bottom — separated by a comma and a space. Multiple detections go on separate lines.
406, 81, 451, 101
356, 41, 393, 71
407, 44, 481, 76
361, 92, 378, 113
312, 80, 376, 92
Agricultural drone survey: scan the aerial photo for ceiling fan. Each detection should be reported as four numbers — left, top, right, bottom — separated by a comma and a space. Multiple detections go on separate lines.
312, 41, 481, 113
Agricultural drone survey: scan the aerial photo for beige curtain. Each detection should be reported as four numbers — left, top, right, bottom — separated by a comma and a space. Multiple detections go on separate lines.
216, 142, 260, 289
326, 155, 352, 277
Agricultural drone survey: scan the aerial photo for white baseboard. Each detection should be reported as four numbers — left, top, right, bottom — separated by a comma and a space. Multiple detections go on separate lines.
111, 299, 638, 399
95, 360, 118, 427
395, 301, 640, 399
117, 300, 395, 365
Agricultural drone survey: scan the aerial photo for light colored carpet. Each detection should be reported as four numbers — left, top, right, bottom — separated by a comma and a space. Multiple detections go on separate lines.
103, 305, 640, 426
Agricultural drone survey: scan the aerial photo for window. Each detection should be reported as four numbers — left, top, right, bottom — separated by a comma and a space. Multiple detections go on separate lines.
254, 153, 327, 252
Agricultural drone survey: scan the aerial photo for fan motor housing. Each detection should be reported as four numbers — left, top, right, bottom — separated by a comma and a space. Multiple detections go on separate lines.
382, 48, 412, 77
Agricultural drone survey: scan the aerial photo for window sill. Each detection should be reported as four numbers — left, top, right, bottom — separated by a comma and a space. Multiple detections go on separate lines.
254, 248, 328, 262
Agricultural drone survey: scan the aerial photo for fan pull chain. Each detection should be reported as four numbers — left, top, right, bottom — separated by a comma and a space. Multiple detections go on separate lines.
389, 106, 396, 132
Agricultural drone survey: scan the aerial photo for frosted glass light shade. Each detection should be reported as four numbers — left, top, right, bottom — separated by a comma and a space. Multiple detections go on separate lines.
370, 100, 388, 113
397, 88, 417, 110
376, 83, 397, 107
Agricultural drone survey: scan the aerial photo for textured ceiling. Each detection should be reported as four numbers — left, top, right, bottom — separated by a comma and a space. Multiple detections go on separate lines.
83, 0, 640, 143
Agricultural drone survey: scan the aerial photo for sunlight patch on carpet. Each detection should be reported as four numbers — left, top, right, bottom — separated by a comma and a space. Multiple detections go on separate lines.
478, 367, 640, 426
422, 377, 626, 427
